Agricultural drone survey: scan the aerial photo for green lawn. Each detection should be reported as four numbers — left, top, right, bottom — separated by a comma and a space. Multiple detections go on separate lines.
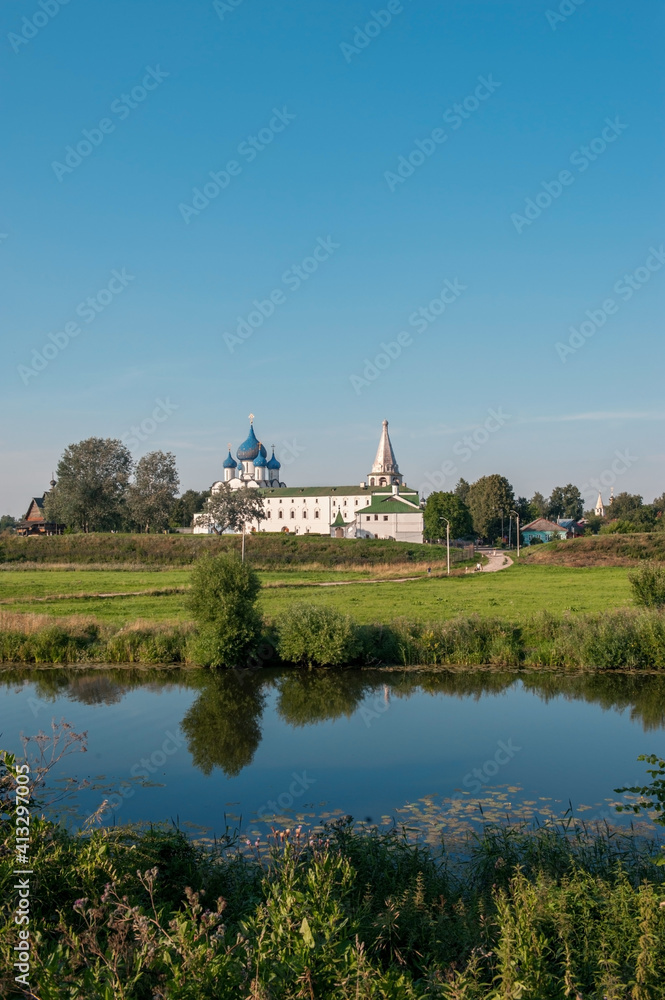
0, 562, 634, 625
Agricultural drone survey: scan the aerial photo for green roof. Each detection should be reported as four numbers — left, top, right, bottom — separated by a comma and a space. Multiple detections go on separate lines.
258, 485, 419, 499
357, 498, 422, 515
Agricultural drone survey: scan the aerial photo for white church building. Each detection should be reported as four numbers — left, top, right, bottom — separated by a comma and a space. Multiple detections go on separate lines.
193, 416, 424, 543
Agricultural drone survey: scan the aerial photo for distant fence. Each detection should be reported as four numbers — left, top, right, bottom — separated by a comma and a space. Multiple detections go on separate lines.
426, 542, 475, 564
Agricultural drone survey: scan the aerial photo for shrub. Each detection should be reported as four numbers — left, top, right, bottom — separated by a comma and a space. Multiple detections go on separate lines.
629, 562, 665, 607
276, 602, 361, 666
187, 553, 262, 667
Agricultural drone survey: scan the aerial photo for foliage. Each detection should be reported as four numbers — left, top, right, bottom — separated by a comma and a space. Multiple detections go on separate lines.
126, 450, 180, 532
546, 483, 583, 519
198, 482, 265, 534
170, 489, 210, 528
529, 491, 548, 518
629, 561, 665, 607
453, 477, 470, 502
423, 491, 473, 542
615, 754, 665, 833
44, 437, 133, 532
187, 553, 262, 667
466, 473, 515, 541
0, 514, 17, 532
276, 602, 362, 666
1, 811, 664, 998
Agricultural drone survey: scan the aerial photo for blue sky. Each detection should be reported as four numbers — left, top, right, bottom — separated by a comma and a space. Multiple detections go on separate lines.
1, 0, 663, 515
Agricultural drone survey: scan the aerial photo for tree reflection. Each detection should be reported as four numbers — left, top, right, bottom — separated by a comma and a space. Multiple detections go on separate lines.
181, 671, 267, 777
4, 668, 665, 784
276, 669, 373, 726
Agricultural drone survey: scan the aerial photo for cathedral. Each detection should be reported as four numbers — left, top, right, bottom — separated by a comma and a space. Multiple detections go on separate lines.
193, 416, 424, 543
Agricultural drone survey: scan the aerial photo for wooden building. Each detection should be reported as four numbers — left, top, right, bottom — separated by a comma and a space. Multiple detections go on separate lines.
17, 480, 64, 536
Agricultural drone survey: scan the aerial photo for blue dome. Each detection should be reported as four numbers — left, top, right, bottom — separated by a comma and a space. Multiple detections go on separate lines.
267, 447, 281, 471
237, 424, 260, 461
253, 445, 268, 468
222, 448, 237, 469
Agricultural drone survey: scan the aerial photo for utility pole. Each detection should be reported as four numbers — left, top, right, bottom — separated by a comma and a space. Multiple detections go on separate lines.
510, 510, 520, 558
440, 516, 450, 576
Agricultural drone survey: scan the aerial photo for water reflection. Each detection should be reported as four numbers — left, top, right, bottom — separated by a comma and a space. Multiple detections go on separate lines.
181, 671, 267, 777
3, 667, 665, 779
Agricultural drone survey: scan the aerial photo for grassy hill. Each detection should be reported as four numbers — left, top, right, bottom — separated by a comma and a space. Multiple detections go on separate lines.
0, 532, 458, 569
521, 532, 665, 567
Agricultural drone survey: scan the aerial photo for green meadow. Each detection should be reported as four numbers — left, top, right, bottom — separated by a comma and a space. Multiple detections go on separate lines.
0, 562, 634, 625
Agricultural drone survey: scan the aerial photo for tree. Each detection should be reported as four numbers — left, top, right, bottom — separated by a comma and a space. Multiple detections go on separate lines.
423, 491, 473, 542
44, 438, 132, 532
466, 474, 514, 542
170, 489, 210, 528
529, 492, 548, 518
607, 492, 643, 521
547, 484, 583, 520
514, 496, 535, 524
127, 451, 179, 533
198, 482, 265, 535
454, 478, 470, 503
0, 515, 17, 532
188, 553, 263, 667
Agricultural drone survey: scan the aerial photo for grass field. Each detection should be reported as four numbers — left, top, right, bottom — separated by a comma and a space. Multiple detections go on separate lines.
0, 562, 634, 625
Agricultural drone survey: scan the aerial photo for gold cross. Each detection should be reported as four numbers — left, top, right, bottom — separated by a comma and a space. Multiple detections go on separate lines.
248, 413, 254, 424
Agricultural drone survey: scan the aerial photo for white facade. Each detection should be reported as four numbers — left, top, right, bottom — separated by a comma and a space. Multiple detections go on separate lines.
193, 418, 424, 543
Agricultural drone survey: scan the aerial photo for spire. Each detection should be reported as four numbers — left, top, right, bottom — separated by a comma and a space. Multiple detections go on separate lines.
371, 419, 400, 475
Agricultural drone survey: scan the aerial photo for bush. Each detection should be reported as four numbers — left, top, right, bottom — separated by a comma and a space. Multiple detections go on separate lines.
629, 561, 665, 607
276, 602, 361, 666
187, 553, 262, 667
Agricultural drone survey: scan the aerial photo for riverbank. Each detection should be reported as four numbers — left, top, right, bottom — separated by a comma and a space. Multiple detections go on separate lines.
0, 814, 663, 998
2, 605, 665, 669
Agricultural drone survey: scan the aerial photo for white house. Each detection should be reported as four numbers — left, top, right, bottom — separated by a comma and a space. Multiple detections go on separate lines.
193, 417, 424, 543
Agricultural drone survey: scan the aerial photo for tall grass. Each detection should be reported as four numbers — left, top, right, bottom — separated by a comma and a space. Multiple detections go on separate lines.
0, 815, 663, 998
0, 611, 192, 664
3, 606, 665, 668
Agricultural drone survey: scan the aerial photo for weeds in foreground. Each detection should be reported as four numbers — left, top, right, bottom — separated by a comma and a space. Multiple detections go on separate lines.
0, 815, 664, 998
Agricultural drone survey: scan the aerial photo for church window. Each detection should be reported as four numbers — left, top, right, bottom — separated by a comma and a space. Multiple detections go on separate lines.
290, 510, 295, 519
379, 478, 386, 486
383, 515, 388, 521
278, 510, 283, 519
302, 510, 307, 518
267, 511, 271, 518
374, 514, 378, 521
314, 510, 320, 519
366, 516, 371, 521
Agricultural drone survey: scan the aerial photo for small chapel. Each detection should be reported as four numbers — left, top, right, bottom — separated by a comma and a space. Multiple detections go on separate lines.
193, 416, 424, 543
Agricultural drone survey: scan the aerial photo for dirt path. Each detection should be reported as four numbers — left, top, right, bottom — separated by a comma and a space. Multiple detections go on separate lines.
480, 550, 514, 572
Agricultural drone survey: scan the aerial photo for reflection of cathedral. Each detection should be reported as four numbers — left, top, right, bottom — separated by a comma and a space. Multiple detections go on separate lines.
194, 415, 424, 543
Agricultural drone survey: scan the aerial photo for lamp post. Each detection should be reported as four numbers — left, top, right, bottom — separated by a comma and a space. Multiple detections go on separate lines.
440, 516, 450, 576
510, 510, 520, 558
